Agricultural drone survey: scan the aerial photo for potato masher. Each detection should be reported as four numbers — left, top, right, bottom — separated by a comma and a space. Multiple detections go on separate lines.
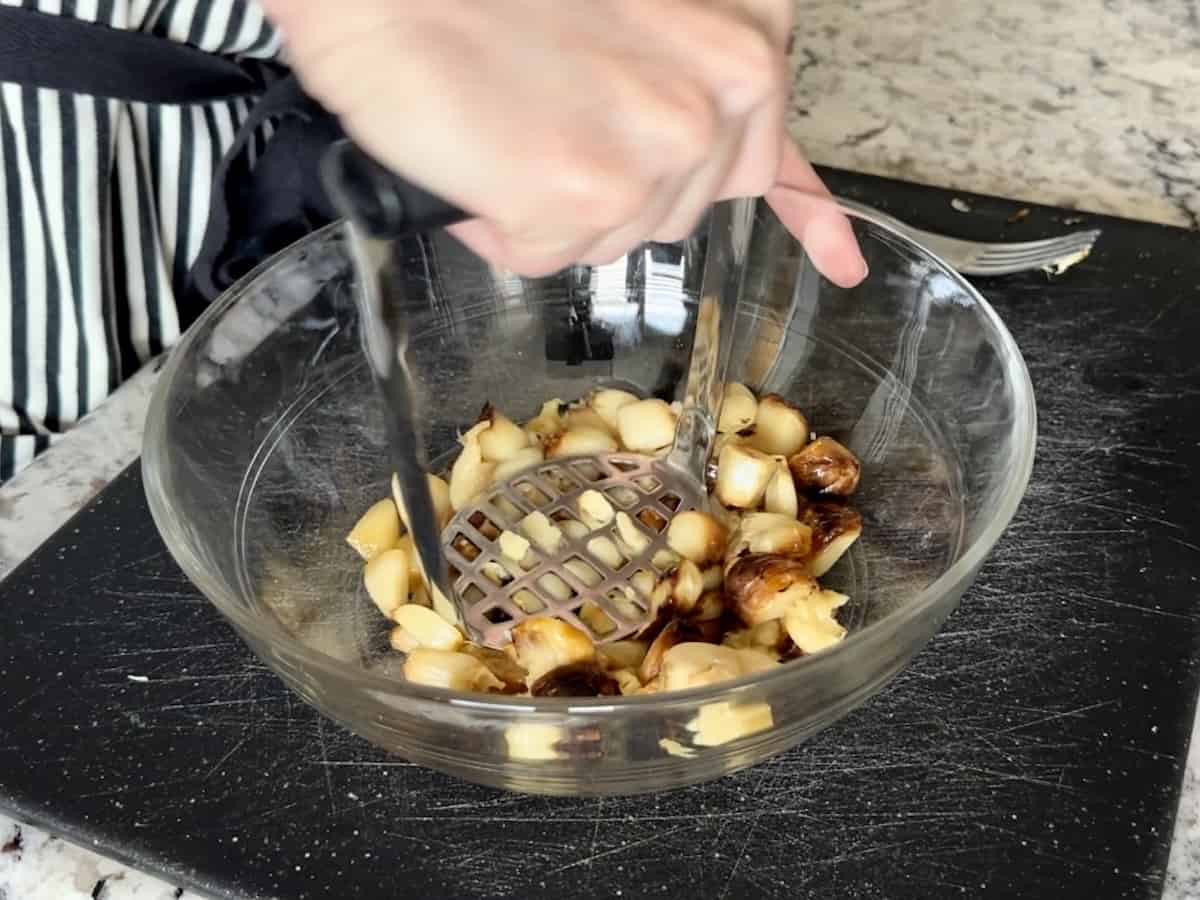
322, 140, 755, 648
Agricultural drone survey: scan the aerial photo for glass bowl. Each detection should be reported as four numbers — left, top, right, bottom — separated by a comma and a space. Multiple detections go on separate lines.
143, 202, 1035, 796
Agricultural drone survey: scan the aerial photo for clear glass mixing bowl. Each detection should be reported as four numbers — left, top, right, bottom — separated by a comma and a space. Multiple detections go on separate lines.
143, 203, 1035, 795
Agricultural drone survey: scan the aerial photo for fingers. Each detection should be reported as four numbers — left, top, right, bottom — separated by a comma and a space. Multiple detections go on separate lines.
766, 140, 869, 288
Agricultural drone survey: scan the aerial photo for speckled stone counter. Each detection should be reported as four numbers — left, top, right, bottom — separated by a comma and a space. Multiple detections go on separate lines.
3, 1, 1200, 897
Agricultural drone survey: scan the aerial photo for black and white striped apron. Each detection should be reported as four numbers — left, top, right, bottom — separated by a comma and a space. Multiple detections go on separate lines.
0, 0, 284, 481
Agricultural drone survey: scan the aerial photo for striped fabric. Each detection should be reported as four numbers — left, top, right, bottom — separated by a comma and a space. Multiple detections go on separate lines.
0, 0, 281, 481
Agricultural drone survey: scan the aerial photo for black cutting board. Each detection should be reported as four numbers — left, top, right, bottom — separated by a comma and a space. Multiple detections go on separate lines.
2, 169, 1199, 900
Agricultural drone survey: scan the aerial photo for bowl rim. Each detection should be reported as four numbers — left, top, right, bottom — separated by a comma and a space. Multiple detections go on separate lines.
144, 207, 1038, 713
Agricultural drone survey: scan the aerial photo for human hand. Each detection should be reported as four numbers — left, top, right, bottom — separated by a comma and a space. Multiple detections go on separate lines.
263, 0, 867, 286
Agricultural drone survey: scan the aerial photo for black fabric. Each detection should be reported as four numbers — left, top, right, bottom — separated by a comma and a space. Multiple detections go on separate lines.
185, 76, 345, 318
0, 5, 342, 327
0, 6, 278, 104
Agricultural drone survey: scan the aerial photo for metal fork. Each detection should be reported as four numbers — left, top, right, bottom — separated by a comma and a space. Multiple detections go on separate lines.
836, 197, 1101, 276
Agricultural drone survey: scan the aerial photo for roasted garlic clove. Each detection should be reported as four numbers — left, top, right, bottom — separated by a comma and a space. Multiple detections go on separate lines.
690, 590, 725, 622
725, 553, 821, 626
725, 512, 813, 570
403, 649, 506, 693
390, 604, 465, 651
788, 436, 861, 497
566, 405, 617, 437
519, 510, 564, 553
505, 723, 564, 760
715, 443, 775, 508
763, 460, 799, 519
748, 395, 809, 457
461, 644, 528, 693
616, 398, 677, 452
530, 661, 620, 697
498, 529, 533, 565
650, 559, 704, 617
448, 425, 496, 511
598, 639, 649, 671
666, 510, 728, 565
612, 668, 645, 695
615, 511, 651, 555
477, 404, 530, 463
638, 619, 684, 683
800, 501, 864, 577
491, 445, 545, 483
363, 548, 410, 620
588, 387, 640, 432
578, 489, 616, 529
511, 617, 596, 684
783, 588, 849, 654
658, 642, 780, 692
346, 498, 401, 561
546, 427, 619, 459
717, 382, 758, 434
524, 398, 568, 445
686, 700, 774, 746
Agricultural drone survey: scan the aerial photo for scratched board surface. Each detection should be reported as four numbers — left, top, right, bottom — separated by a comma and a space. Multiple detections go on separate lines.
2, 170, 1199, 900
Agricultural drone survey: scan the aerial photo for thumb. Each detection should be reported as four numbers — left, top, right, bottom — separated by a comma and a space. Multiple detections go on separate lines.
765, 141, 868, 289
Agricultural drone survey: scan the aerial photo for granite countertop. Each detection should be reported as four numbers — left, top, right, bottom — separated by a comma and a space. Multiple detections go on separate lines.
3, 0, 1200, 897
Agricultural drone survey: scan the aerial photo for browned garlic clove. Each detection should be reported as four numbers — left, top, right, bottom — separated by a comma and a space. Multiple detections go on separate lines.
788, 436, 862, 497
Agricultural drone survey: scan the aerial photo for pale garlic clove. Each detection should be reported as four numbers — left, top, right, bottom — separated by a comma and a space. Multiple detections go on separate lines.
578, 489, 615, 529
391, 604, 465, 651
666, 510, 728, 565
566, 405, 617, 437
589, 387, 640, 431
612, 668, 645, 696
748, 394, 809, 457
783, 588, 849, 654
363, 548, 410, 620
577, 600, 618, 638
511, 617, 596, 684
491, 446, 545, 484
560, 518, 590, 541
498, 529, 532, 565
519, 510, 564, 553
686, 701, 774, 746
651, 548, 681, 572
477, 405, 530, 463
616, 398, 677, 452
715, 443, 775, 509
346, 498, 400, 561
546, 427, 619, 459
403, 649, 505, 693
763, 460, 799, 519
505, 722, 564, 761
629, 568, 658, 600
700, 565, 723, 593
448, 436, 496, 511
801, 501, 864, 577
717, 382, 758, 434
598, 639, 649, 671
725, 553, 820, 626
658, 642, 747, 692
788, 436, 862, 497
615, 511, 651, 555
565, 557, 603, 587
587, 535, 625, 570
